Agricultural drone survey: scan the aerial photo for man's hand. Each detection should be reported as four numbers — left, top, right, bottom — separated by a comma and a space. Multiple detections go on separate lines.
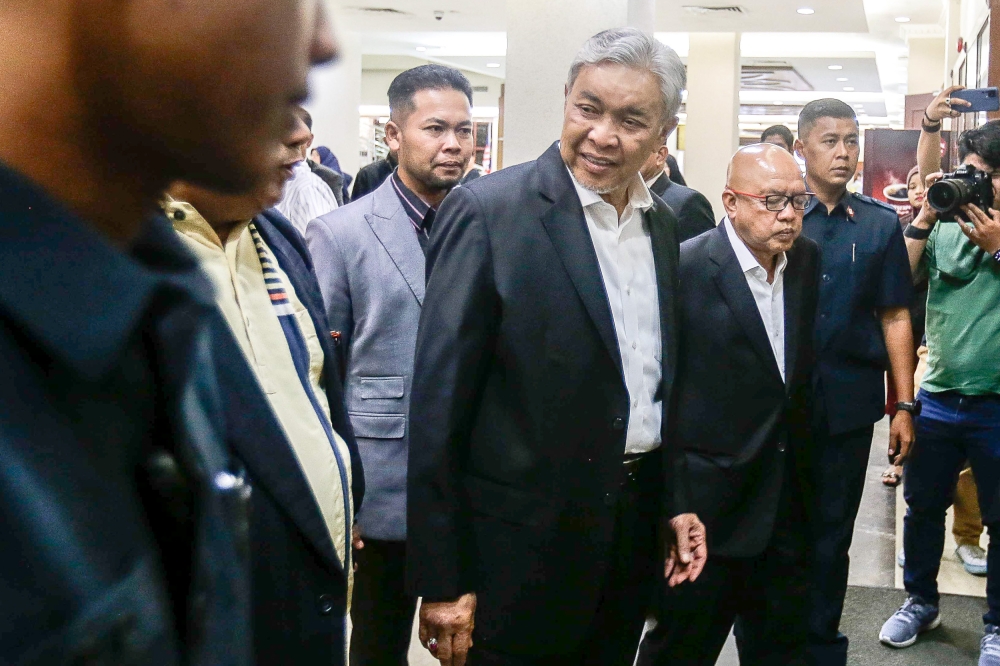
958, 204, 1000, 255
889, 411, 916, 465
926, 85, 971, 122
351, 524, 364, 572
418, 593, 477, 666
665, 513, 707, 587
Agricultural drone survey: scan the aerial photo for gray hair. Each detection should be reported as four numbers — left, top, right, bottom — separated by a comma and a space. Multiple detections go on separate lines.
567, 28, 685, 124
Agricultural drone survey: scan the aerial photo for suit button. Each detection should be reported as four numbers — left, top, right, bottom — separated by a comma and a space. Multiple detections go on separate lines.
778, 442, 787, 453
604, 493, 615, 507
822, 274, 831, 282
318, 593, 336, 615
612, 417, 625, 431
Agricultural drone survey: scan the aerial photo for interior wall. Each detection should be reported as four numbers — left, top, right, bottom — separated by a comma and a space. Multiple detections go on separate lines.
361, 69, 504, 109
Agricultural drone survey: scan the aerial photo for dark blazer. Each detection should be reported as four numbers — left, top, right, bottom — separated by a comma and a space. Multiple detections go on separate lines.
208, 209, 364, 665
649, 172, 716, 242
407, 142, 687, 654
673, 223, 819, 558
350, 155, 396, 201
666, 154, 686, 186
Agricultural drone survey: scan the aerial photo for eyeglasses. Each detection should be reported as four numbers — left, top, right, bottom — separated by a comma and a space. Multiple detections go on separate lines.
726, 188, 813, 212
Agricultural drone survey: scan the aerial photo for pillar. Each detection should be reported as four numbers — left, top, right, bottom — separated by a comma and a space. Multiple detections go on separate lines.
945, 0, 962, 84
305, 31, 362, 177
502, 0, 628, 167
684, 33, 741, 221
908, 36, 947, 95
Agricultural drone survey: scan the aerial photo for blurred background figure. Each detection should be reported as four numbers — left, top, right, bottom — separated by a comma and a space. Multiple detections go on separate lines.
313, 145, 354, 204
277, 107, 339, 233
762, 125, 796, 153
641, 142, 716, 241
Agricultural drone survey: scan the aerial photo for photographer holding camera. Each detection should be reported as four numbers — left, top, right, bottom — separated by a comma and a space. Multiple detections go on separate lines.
878, 87, 1000, 663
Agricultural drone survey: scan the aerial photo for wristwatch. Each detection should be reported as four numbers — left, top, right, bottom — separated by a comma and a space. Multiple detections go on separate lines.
895, 400, 923, 417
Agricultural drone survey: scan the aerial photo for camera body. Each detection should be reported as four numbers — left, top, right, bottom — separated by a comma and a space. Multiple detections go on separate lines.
926, 164, 994, 222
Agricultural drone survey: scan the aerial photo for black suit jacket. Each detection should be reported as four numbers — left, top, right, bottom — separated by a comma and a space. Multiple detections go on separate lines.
209, 209, 364, 665
407, 142, 687, 653
650, 172, 716, 242
673, 223, 818, 558
350, 155, 396, 201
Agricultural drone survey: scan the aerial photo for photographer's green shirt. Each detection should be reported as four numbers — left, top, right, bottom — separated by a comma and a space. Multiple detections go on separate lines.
922, 223, 1000, 395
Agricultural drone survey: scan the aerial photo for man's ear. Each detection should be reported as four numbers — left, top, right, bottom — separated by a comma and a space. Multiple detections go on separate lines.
793, 137, 805, 161
721, 190, 739, 219
384, 120, 402, 152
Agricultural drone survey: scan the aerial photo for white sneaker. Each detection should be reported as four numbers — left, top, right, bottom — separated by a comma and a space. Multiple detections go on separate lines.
957, 544, 988, 576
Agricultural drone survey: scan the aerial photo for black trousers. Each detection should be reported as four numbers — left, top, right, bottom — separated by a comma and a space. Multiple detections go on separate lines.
349, 538, 418, 666
806, 424, 875, 666
636, 471, 810, 666
468, 453, 661, 666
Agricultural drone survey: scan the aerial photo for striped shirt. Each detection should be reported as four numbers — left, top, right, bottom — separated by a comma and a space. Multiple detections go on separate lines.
390, 169, 436, 251
169, 200, 354, 598
276, 161, 339, 235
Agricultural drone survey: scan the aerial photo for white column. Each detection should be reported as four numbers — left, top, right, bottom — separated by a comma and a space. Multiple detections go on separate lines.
908, 36, 947, 95
684, 33, 741, 221
502, 0, 628, 167
305, 31, 363, 176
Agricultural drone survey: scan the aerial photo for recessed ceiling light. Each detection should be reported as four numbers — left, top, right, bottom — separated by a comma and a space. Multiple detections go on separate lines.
843, 86, 855, 91
797, 7, 815, 14
828, 65, 843, 70
836, 77, 849, 81
486, 62, 501, 68
895, 16, 910, 23
416, 46, 427, 52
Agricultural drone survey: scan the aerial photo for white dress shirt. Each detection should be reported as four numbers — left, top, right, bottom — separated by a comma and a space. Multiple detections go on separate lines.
569, 169, 662, 454
276, 161, 339, 235
723, 216, 788, 382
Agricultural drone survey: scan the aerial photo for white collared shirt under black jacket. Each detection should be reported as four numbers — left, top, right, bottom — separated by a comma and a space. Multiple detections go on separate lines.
569, 170, 662, 454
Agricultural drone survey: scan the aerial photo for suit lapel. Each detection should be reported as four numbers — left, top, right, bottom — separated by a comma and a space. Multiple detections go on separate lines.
367, 182, 426, 305
708, 225, 784, 384
647, 203, 678, 387
781, 242, 804, 394
537, 145, 624, 380
652, 173, 671, 199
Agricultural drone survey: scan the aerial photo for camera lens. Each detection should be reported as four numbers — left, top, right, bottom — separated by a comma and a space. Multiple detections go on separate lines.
927, 179, 972, 216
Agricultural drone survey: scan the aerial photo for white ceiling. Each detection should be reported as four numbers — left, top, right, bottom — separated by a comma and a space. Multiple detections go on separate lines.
331, 0, 953, 127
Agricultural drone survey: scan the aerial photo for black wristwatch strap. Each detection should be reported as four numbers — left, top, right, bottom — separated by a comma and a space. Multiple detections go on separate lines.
896, 400, 922, 416
904, 223, 933, 240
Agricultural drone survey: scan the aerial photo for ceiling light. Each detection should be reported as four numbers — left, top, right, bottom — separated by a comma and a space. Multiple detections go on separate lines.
416, 46, 427, 52
843, 86, 855, 91
486, 62, 501, 68
828, 65, 843, 70
836, 77, 848, 82
773, 100, 783, 105
895, 16, 910, 23
797, 7, 815, 14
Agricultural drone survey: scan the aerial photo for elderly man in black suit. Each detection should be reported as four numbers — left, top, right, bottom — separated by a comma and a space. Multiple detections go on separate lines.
637, 143, 820, 666
406, 27, 707, 666
641, 144, 716, 241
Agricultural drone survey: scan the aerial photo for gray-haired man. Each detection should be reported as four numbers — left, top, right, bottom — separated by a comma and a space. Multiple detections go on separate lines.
406, 28, 707, 666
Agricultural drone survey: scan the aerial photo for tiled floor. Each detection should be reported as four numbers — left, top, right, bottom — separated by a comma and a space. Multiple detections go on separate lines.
401, 417, 988, 666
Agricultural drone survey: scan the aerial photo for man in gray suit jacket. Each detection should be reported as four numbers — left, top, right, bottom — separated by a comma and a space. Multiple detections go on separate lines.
306, 64, 475, 666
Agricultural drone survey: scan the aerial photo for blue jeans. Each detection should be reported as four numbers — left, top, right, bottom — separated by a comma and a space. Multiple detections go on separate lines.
903, 389, 1000, 626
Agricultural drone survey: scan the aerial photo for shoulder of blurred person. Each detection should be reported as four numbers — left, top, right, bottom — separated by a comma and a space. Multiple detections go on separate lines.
654, 178, 717, 242
276, 162, 339, 234
666, 153, 687, 186
308, 159, 345, 206
350, 157, 395, 201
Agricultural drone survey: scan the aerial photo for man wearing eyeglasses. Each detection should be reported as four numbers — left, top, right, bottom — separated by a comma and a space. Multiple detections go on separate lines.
794, 99, 915, 666
637, 143, 819, 665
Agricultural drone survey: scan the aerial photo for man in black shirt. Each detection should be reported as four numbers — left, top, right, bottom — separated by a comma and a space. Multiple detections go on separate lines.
352, 151, 399, 200
0, 1, 337, 664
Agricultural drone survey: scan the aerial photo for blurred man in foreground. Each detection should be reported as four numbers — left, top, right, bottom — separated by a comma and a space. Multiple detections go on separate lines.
167, 109, 363, 665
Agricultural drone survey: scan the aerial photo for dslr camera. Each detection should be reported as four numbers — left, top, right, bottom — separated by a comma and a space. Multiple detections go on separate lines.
926, 164, 994, 221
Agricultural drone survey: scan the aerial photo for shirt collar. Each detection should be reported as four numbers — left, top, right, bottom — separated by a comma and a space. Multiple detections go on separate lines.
0, 162, 211, 380
804, 189, 853, 221
165, 198, 251, 250
390, 169, 435, 230
723, 217, 788, 277
567, 167, 654, 217
644, 170, 666, 190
